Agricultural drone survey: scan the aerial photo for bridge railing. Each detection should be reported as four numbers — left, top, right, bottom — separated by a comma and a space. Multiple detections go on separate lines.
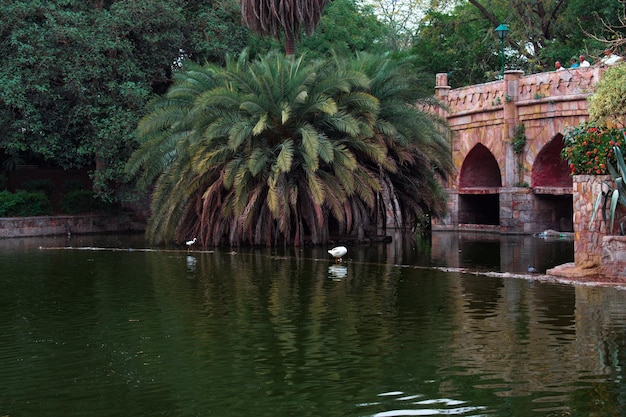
435, 67, 606, 115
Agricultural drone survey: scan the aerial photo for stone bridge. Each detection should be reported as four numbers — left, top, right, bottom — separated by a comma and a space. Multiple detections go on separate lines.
430, 67, 606, 234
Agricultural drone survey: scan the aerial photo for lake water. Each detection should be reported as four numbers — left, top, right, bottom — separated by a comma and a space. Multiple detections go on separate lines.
2, 231, 626, 416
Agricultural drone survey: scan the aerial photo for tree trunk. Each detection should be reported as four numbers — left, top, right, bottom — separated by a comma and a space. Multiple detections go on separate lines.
284, 30, 295, 56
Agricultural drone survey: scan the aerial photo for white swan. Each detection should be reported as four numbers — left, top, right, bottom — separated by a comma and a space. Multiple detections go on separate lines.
328, 246, 347, 262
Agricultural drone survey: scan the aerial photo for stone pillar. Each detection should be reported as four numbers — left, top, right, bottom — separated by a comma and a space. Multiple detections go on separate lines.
500, 187, 533, 233
435, 73, 451, 100
502, 70, 524, 188
573, 175, 609, 267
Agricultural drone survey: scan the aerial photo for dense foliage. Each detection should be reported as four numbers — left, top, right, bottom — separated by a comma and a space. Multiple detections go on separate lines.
0, 0, 393, 203
0, 0, 250, 200
0, 190, 52, 216
411, 0, 624, 86
564, 58, 626, 177
561, 122, 624, 175
2, 0, 626, 227
411, 6, 498, 87
589, 64, 626, 127
126, 51, 453, 247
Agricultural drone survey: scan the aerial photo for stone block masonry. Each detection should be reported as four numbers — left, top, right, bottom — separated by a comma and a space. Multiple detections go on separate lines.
0, 214, 146, 238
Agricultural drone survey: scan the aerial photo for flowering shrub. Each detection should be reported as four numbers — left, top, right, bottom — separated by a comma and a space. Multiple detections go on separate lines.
561, 122, 625, 175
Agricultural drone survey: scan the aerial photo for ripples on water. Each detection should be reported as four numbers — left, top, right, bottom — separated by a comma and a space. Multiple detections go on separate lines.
1, 233, 626, 416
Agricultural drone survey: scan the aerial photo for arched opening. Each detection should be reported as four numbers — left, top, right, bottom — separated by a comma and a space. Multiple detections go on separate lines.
458, 144, 501, 226
459, 143, 502, 188
532, 134, 571, 188
532, 135, 573, 232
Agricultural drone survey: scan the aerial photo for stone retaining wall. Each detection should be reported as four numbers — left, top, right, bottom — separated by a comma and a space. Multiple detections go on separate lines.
602, 236, 626, 278
0, 214, 146, 238
573, 175, 607, 267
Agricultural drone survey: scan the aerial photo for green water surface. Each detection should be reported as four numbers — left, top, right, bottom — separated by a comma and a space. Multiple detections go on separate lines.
1, 232, 625, 417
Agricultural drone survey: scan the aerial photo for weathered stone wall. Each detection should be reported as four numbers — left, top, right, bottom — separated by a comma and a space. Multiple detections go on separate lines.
602, 236, 626, 278
436, 68, 604, 191
573, 175, 607, 267
500, 188, 533, 233
434, 70, 626, 279
436, 187, 570, 234
0, 214, 146, 238
433, 67, 605, 236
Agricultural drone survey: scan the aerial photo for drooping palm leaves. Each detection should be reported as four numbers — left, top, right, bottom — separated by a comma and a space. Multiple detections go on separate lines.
240, 0, 329, 55
126, 51, 453, 247
342, 53, 454, 230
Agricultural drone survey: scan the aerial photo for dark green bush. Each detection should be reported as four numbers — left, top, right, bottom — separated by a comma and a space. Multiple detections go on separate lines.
21, 179, 55, 196
0, 190, 53, 216
61, 190, 111, 214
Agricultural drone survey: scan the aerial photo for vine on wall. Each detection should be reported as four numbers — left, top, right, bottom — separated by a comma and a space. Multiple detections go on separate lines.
512, 124, 528, 187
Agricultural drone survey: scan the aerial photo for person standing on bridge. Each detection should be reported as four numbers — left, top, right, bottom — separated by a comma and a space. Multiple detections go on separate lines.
555, 61, 565, 71
569, 57, 579, 68
579, 54, 591, 67
600, 49, 622, 66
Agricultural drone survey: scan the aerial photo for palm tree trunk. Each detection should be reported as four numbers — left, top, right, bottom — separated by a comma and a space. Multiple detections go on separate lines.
284, 29, 296, 56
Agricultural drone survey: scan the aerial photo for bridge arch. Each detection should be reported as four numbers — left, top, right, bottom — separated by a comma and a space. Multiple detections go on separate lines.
528, 134, 574, 232
432, 68, 604, 233
457, 143, 502, 226
459, 143, 502, 189
531, 134, 571, 188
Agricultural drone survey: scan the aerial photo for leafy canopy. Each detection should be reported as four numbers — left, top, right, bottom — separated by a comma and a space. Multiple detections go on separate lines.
126, 51, 453, 247
0, 0, 250, 200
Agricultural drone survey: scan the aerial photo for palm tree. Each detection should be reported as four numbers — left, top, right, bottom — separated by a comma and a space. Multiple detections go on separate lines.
351, 53, 453, 229
240, 0, 329, 55
126, 51, 453, 247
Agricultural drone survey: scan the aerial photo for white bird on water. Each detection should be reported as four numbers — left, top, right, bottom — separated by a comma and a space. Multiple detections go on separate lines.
328, 246, 347, 263
186, 237, 197, 251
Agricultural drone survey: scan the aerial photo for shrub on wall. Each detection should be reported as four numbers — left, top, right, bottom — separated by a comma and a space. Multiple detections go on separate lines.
561, 122, 624, 175
0, 190, 53, 216
589, 64, 626, 127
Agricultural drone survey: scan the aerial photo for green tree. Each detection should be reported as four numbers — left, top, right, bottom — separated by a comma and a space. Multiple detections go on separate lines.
246, 0, 391, 58
411, 5, 498, 87
0, 0, 250, 201
410, 0, 623, 86
125, 51, 452, 247
300, 0, 389, 57
472, 0, 624, 72
362, 0, 456, 50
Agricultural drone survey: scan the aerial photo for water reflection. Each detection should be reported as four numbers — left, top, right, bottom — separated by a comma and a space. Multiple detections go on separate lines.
186, 255, 197, 272
429, 231, 573, 274
4, 231, 626, 417
328, 264, 348, 280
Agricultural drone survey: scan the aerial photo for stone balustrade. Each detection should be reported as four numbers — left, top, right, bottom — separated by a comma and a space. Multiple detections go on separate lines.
437, 67, 605, 116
